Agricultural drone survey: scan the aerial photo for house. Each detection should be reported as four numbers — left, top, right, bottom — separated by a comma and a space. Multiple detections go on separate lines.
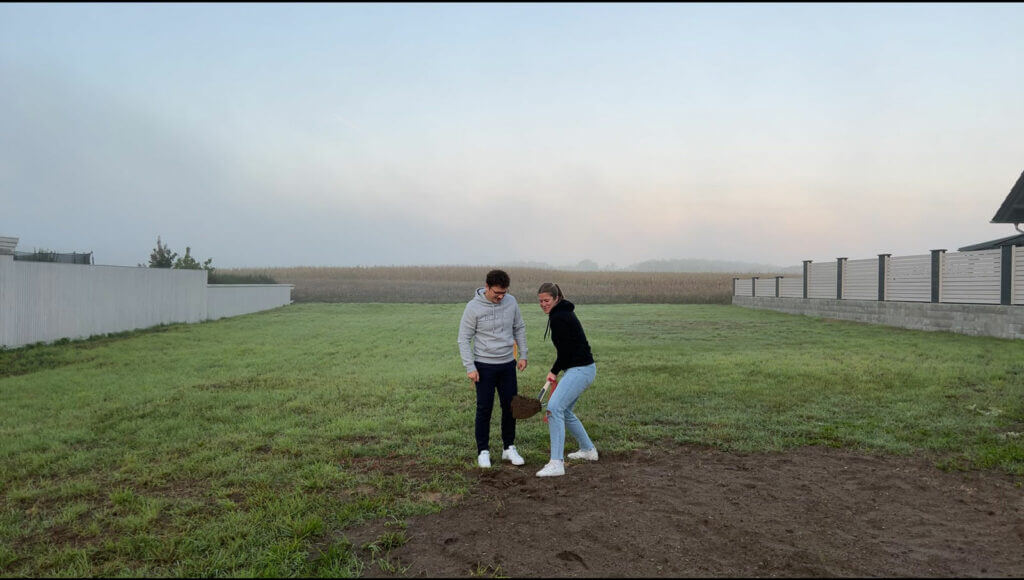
957, 169, 1024, 251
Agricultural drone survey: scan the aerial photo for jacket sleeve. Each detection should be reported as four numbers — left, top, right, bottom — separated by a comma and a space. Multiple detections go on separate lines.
457, 306, 477, 373
513, 303, 527, 360
549, 313, 567, 375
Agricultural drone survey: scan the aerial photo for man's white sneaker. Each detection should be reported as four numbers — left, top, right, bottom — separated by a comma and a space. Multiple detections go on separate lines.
477, 450, 491, 468
502, 445, 525, 466
567, 448, 599, 461
536, 460, 565, 477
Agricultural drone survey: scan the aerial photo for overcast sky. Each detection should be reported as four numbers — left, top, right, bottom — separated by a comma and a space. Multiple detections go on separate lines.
2, 3, 1023, 269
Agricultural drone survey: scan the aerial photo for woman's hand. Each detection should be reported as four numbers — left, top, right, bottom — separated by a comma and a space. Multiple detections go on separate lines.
547, 372, 558, 384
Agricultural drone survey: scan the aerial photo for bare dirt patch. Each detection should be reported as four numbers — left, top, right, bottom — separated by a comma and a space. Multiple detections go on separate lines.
344, 445, 1024, 577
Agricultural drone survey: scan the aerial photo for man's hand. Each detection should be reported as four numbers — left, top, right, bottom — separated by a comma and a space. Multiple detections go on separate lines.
546, 372, 558, 384
517, 359, 528, 372
467, 371, 480, 384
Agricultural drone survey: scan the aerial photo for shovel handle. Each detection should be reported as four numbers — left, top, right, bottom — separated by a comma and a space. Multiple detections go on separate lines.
537, 380, 552, 401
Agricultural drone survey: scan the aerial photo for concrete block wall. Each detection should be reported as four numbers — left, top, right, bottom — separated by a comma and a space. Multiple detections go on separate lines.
732, 295, 1024, 340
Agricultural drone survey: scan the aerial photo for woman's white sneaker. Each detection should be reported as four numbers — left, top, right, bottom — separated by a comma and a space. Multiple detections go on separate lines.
502, 445, 525, 466
536, 460, 565, 477
477, 450, 491, 468
567, 448, 599, 461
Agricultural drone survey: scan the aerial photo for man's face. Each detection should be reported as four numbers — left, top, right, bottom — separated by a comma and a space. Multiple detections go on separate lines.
485, 285, 508, 304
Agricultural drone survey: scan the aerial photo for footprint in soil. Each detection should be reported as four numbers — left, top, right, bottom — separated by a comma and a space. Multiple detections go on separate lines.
557, 550, 589, 570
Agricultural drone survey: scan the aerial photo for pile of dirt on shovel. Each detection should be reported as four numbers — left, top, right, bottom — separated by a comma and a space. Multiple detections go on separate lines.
342, 444, 1024, 578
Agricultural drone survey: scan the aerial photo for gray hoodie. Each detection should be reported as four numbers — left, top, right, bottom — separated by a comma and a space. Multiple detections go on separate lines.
457, 287, 528, 373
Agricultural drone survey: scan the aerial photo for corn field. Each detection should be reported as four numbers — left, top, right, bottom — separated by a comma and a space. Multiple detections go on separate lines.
219, 266, 782, 304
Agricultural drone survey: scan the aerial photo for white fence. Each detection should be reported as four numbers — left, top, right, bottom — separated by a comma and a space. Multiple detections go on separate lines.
0, 255, 293, 348
207, 284, 294, 320
754, 277, 776, 297
1016, 246, 1024, 305
941, 249, 1001, 304
807, 262, 837, 299
887, 254, 931, 302
843, 258, 877, 300
732, 247, 1023, 307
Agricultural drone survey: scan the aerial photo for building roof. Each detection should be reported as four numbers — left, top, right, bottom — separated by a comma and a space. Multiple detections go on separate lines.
958, 232, 1024, 252
991, 169, 1024, 224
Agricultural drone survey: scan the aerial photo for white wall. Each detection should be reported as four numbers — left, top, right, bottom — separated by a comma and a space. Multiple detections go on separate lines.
0, 255, 294, 349
207, 284, 294, 320
1, 257, 206, 347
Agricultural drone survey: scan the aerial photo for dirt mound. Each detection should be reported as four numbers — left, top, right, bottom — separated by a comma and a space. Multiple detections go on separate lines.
345, 445, 1024, 577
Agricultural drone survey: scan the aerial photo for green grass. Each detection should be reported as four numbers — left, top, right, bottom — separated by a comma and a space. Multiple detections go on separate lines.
2, 303, 1023, 576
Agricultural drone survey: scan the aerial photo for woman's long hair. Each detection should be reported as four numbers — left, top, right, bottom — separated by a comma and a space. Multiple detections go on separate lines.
538, 282, 563, 340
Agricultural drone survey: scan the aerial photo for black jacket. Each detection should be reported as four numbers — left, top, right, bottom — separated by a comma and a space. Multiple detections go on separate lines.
546, 299, 594, 374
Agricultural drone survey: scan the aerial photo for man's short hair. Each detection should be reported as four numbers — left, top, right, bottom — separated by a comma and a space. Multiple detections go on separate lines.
485, 269, 510, 288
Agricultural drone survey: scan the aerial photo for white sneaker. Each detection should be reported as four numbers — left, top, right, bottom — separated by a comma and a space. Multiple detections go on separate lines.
567, 448, 599, 461
477, 450, 491, 468
502, 445, 525, 466
536, 460, 565, 477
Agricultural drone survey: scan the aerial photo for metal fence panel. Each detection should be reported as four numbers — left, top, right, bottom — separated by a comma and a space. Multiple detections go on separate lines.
754, 278, 776, 297
807, 262, 837, 299
734, 279, 753, 296
887, 254, 931, 302
844, 258, 877, 300
1015, 246, 1024, 305
942, 250, 1001, 304
780, 277, 803, 297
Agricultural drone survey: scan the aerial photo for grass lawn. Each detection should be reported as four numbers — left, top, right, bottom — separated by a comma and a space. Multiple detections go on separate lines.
2, 303, 1023, 576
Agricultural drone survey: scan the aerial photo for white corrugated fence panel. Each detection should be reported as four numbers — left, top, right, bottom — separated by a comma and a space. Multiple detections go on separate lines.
779, 277, 803, 297
942, 250, 1001, 304
844, 258, 877, 300
2, 261, 207, 348
754, 278, 776, 297
207, 284, 294, 320
734, 279, 752, 296
1014, 245, 1024, 305
887, 254, 931, 302
807, 262, 837, 299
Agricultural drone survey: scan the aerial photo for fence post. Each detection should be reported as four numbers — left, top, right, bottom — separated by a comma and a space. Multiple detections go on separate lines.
836, 257, 847, 299
732, 277, 737, 298
930, 249, 946, 303
1001, 245, 1013, 305
751, 276, 758, 297
878, 254, 890, 301
775, 276, 782, 297
802, 260, 811, 299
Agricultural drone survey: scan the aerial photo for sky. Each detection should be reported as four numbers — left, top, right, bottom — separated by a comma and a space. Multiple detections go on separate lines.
2, 3, 1023, 269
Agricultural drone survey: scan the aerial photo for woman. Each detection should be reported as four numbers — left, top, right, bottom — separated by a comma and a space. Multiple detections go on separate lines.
535, 282, 598, 478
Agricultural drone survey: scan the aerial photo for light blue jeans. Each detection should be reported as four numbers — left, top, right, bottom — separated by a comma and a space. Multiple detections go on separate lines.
546, 363, 596, 461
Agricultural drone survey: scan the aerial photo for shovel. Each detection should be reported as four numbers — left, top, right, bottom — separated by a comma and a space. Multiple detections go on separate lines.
510, 379, 556, 419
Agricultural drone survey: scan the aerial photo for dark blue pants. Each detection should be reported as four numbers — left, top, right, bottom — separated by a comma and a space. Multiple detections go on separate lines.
475, 360, 518, 453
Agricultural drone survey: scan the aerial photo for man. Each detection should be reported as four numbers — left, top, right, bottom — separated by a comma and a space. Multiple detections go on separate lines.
457, 269, 528, 468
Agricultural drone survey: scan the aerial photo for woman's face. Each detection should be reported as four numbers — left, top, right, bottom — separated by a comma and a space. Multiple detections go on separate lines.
538, 292, 558, 314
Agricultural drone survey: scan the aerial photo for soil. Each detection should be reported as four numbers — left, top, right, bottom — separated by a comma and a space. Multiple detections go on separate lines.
343, 445, 1024, 578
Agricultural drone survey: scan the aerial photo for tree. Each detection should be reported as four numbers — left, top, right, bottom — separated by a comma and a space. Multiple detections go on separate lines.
148, 236, 177, 268
145, 237, 214, 271
173, 246, 214, 271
